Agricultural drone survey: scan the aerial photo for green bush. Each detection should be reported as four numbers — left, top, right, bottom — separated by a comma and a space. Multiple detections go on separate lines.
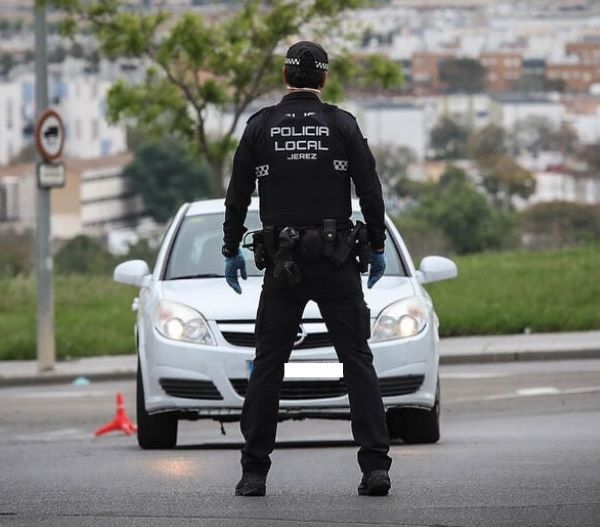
521, 201, 600, 249
0, 230, 33, 278
405, 165, 518, 254
54, 235, 116, 275
125, 139, 213, 223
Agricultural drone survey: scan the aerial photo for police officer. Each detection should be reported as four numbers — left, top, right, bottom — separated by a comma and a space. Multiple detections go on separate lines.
222, 41, 392, 497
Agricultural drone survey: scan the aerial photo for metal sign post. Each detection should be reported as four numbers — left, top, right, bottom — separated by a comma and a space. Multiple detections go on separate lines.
34, 2, 64, 372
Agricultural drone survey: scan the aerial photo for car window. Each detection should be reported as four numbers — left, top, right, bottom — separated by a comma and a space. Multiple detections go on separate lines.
164, 211, 406, 279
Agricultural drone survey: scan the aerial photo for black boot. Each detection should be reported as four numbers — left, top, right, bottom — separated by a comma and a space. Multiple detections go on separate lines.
357, 470, 391, 496
235, 472, 267, 496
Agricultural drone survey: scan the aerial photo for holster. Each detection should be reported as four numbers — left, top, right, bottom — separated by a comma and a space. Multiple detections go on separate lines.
273, 227, 301, 286
251, 231, 266, 270
331, 221, 368, 267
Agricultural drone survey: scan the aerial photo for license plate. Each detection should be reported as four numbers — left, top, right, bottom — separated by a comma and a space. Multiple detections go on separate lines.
246, 359, 254, 378
284, 362, 343, 379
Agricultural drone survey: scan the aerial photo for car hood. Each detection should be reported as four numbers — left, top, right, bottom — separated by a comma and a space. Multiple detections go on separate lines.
159, 276, 417, 320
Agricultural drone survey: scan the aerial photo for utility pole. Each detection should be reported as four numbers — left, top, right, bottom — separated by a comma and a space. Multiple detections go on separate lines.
34, 0, 55, 372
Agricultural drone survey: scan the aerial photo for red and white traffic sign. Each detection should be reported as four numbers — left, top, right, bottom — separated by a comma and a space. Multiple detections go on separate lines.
35, 109, 65, 162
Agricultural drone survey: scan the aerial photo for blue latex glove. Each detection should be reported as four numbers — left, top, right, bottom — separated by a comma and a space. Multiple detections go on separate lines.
225, 252, 247, 294
367, 249, 386, 289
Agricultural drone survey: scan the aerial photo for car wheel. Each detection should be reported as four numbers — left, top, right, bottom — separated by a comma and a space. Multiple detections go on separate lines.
385, 375, 441, 444
137, 360, 178, 449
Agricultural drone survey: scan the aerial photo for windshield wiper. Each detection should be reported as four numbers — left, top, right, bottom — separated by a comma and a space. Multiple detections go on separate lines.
168, 273, 224, 280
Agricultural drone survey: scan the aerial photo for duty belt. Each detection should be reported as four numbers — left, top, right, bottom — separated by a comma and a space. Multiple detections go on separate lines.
243, 219, 369, 286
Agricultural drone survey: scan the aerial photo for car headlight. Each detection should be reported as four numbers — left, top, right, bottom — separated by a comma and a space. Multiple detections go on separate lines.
155, 300, 215, 345
371, 296, 430, 342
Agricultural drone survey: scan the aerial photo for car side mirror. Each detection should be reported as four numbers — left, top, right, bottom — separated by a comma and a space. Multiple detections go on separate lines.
416, 256, 458, 284
114, 260, 151, 288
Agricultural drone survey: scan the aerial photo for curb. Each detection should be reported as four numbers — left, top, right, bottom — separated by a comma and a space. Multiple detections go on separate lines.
1, 348, 600, 387
0, 370, 136, 388
439, 348, 600, 365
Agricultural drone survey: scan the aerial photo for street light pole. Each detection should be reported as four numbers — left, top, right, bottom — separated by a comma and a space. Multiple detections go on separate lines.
34, 0, 55, 372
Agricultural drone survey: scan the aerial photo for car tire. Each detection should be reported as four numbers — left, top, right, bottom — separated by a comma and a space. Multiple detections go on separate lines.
385, 375, 441, 444
137, 360, 178, 449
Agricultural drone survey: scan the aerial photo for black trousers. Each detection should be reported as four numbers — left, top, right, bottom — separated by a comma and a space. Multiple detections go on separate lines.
240, 257, 392, 476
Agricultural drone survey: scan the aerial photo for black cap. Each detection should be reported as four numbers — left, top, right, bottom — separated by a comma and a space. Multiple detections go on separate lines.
285, 41, 328, 72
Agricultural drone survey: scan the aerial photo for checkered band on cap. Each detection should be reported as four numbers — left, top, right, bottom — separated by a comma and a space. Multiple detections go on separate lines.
285, 57, 328, 71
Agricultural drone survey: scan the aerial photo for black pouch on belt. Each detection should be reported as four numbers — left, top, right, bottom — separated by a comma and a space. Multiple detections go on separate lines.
299, 228, 322, 262
321, 219, 336, 259
251, 231, 266, 270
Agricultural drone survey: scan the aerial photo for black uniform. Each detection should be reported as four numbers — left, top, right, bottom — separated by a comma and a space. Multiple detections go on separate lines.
223, 91, 392, 477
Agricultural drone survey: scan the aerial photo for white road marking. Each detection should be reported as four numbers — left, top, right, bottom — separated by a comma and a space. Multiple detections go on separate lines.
515, 387, 561, 396
440, 372, 511, 379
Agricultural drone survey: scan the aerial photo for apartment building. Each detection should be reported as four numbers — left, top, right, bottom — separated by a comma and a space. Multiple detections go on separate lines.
411, 52, 454, 94
566, 41, 600, 66
0, 81, 24, 166
0, 153, 140, 239
480, 53, 523, 92
546, 63, 600, 93
11, 69, 128, 163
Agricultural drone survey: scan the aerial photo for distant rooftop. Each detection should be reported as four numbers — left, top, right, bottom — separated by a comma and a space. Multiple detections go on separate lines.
490, 93, 559, 104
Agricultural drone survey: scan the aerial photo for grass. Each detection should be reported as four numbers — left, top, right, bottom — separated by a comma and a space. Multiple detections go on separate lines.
0, 244, 599, 360
0, 275, 137, 361
427, 244, 600, 336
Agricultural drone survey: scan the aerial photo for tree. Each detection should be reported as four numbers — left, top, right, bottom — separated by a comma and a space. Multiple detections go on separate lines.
477, 155, 536, 209
430, 117, 469, 159
124, 139, 213, 223
510, 116, 579, 157
370, 144, 418, 198
53, 0, 403, 196
409, 165, 517, 254
439, 58, 486, 93
0, 53, 15, 76
581, 142, 600, 178
467, 124, 506, 160
521, 201, 600, 249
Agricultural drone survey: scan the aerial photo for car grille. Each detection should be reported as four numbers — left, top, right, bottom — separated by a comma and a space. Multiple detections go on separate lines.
230, 374, 424, 400
221, 331, 333, 350
159, 378, 223, 400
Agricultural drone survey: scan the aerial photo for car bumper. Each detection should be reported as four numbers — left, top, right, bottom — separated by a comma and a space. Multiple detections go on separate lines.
140, 321, 439, 418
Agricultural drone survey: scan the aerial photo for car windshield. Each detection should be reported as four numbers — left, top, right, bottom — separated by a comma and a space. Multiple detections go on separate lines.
163, 211, 407, 280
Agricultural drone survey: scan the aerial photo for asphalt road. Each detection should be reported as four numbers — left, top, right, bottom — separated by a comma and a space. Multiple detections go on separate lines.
1, 359, 599, 527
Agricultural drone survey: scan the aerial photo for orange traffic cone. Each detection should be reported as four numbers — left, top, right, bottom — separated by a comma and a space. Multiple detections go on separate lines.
95, 392, 137, 436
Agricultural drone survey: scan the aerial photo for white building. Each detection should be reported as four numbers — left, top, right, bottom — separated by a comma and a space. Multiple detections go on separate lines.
10, 68, 128, 163
529, 170, 600, 206
350, 99, 428, 159
489, 94, 565, 130
52, 77, 127, 159
0, 153, 142, 240
0, 81, 24, 166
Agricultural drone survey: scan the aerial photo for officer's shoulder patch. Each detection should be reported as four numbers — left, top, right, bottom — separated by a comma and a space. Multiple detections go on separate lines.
246, 106, 275, 124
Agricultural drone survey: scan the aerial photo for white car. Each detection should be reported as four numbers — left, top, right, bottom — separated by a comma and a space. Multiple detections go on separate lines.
114, 198, 457, 449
